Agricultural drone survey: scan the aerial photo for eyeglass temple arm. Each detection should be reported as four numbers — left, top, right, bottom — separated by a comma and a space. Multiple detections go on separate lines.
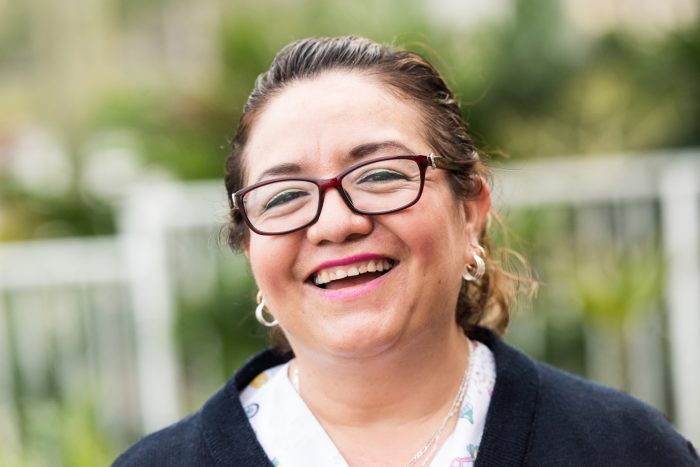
428, 151, 478, 171
428, 153, 441, 169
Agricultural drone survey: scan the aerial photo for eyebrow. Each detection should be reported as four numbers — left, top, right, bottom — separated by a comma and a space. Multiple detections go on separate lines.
255, 162, 303, 183
253, 140, 417, 183
348, 141, 416, 159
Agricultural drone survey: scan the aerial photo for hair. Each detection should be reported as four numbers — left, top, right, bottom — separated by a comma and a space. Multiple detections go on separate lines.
224, 36, 529, 349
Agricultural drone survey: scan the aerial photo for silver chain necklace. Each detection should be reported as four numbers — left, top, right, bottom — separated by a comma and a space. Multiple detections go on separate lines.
405, 342, 473, 467
290, 341, 473, 467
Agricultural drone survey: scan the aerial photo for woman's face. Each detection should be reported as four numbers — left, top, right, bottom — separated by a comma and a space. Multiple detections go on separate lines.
242, 71, 490, 360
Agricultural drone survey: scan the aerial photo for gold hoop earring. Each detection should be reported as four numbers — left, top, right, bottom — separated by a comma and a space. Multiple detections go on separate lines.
463, 244, 486, 282
255, 290, 278, 327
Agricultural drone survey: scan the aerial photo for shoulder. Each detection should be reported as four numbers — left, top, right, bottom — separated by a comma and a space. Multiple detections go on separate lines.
112, 349, 291, 467
530, 354, 699, 465
535, 359, 659, 421
112, 411, 208, 467
472, 327, 699, 466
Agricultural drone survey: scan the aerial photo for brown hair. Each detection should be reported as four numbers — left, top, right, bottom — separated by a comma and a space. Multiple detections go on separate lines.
225, 36, 526, 347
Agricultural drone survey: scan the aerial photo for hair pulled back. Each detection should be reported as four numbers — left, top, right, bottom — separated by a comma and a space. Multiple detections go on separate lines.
225, 36, 521, 348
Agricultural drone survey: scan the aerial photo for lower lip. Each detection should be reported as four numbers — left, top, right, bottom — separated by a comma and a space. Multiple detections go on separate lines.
311, 268, 393, 301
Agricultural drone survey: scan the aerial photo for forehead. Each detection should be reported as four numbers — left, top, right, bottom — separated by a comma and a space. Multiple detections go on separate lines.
242, 71, 429, 184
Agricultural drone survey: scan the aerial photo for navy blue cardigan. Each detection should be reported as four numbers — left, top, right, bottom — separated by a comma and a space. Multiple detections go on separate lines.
114, 328, 699, 466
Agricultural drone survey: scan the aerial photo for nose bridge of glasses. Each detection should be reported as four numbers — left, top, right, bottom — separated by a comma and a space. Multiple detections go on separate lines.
317, 175, 355, 209
317, 175, 343, 192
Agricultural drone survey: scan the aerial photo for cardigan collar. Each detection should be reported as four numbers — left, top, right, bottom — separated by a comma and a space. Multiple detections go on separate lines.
200, 327, 539, 466
469, 327, 539, 466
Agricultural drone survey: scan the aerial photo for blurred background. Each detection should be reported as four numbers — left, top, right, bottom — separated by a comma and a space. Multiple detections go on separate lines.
1, 0, 699, 465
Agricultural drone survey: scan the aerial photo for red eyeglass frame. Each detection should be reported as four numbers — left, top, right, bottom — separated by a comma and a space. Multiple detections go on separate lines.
232, 154, 443, 235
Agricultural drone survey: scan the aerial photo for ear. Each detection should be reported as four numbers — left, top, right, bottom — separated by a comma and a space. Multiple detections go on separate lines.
460, 177, 492, 247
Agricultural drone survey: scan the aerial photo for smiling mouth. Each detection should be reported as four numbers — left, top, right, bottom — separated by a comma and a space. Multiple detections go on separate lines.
310, 259, 396, 290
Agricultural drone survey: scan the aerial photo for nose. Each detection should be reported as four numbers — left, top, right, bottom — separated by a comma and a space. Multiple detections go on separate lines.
305, 187, 373, 244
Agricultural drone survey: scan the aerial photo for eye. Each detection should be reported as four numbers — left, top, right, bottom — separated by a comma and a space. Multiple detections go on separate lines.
357, 169, 410, 183
264, 189, 310, 210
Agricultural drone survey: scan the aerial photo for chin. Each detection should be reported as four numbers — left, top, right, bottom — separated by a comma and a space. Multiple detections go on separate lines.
318, 318, 406, 360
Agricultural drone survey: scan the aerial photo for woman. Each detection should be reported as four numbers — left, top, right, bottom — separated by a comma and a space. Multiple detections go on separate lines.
114, 36, 699, 466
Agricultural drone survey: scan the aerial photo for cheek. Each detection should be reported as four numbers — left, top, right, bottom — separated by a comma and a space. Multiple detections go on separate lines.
247, 237, 292, 287
401, 212, 462, 271
412, 209, 468, 278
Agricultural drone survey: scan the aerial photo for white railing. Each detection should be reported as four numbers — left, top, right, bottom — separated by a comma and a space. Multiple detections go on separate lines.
495, 148, 700, 442
0, 149, 698, 452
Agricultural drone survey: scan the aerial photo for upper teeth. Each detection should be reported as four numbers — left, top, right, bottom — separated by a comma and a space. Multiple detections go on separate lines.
313, 259, 394, 285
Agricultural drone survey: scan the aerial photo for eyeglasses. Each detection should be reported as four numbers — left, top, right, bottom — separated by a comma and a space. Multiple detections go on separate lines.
232, 154, 444, 235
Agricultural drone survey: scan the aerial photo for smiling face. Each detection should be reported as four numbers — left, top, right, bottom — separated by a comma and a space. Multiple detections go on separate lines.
242, 71, 489, 361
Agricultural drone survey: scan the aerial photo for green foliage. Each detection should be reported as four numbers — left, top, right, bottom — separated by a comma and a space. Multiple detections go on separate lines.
0, 0, 32, 66
0, 396, 117, 467
171, 244, 267, 408
88, 89, 237, 181
573, 245, 663, 329
496, 206, 588, 374
0, 178, 115, 241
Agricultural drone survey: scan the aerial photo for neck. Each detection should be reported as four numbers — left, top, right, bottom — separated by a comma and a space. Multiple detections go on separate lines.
290, 324, 470, 429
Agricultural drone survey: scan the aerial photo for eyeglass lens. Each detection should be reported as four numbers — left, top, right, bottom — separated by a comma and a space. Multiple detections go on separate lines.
242, 157, 423, 234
